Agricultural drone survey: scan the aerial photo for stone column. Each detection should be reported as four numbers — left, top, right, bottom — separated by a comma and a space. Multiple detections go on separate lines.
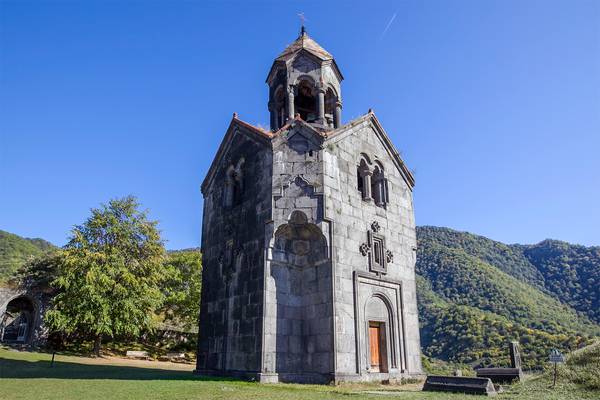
374, 177, 385, 207
287, 85, 295, 121
317, 88, 326, 125
361, 170, 373, 201
334, 101, 342, 128
268, 101, 276, 130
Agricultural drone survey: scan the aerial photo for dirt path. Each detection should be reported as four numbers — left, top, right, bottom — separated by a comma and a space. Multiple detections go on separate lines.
53, 353, 195, 371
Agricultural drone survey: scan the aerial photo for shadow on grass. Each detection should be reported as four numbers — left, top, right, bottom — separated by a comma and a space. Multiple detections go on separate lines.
0, 357, 241, 382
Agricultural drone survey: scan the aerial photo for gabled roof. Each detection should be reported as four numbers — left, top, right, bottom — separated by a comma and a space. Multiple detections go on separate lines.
272, 114, 328, 139
201, 111, 415, 195
325, 111, 416, 189
200, 114, 272, 195
276, 31, 333, 62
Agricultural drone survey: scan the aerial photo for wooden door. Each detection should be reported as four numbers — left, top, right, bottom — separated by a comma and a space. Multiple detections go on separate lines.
369, 323, 382, 371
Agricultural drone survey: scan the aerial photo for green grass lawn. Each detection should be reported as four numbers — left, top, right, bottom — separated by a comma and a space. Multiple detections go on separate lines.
0, 347, 598, 400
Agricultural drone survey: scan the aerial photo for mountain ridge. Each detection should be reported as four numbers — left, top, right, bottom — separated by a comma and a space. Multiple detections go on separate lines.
1, 226, 597, 368
0, 229, 57, 283
416, 226, 599, 367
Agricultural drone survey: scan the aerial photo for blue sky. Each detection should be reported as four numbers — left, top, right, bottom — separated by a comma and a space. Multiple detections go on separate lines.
1, 0, 599, 249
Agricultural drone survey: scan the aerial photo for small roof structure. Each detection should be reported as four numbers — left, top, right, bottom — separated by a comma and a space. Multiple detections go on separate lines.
275, 31, 333, 62
266, 30, 344, 83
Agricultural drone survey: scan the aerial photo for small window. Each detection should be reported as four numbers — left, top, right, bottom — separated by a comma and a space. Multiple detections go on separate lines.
224, 160, 245, 208
357, 168, 364, 194
368, 231, 387, 273
357, 158, 371, 201
373, 237, 384, 267
372, 165, 388, 208
232, 172, 243, 205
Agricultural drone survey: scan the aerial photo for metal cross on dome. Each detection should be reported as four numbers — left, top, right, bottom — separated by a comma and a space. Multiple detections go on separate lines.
297, 12, 307, 34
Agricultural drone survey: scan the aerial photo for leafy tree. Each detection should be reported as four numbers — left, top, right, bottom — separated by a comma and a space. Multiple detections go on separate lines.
161, 250, 202, 331
14, 251, 62, 290
45, 196, 166, 356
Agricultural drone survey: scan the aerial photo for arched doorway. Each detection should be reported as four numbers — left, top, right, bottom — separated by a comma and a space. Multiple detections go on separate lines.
1, 296, 35, 344
365, 295, 394, 373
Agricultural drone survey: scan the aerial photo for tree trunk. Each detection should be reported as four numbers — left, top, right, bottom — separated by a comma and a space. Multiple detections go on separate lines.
93, 334, 102, 357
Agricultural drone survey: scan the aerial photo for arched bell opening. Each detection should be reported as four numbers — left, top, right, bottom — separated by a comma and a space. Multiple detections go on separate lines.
294, 80, 317, 123
273, 86, 287, 130
0, 296, 35, 344
324, 87, 340, 128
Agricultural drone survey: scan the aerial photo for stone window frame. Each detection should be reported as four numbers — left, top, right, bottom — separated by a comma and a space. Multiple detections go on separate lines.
360, 221, 394, 275
357, 154, 389, 209
371, 162, 389, 208
224, 158, 245, 208
368, 230, 387, 274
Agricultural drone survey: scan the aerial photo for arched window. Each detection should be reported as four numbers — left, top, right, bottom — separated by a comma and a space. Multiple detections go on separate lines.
371, 163, 388, 208
357, 156, 389, 207
294, 80, 317, 122
357, 158, 372, 201
224, 159, 244, 208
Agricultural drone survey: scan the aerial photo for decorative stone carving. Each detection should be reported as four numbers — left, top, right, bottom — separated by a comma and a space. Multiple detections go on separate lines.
386, 250, 394, 264
371, 221, 381, 233
359, 242, 370, 256
361, 223, 388, 274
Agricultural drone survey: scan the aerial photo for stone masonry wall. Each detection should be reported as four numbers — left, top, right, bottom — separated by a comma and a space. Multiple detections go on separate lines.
197, 126, 273, 374
322, 118, 423, 379
198, 116, 422, 383
262, 126, 335, 382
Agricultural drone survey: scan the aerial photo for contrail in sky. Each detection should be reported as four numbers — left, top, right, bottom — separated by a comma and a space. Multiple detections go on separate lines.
379, 12, 397, 40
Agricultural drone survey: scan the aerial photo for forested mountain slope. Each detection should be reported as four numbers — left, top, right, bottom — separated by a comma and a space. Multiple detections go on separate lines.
417, 274, 592, 369
519, 239, 600, 324
418, 227, 600, 324
417, 226, 545, 289
0, 230, 56, 284
416, 226, 600, 368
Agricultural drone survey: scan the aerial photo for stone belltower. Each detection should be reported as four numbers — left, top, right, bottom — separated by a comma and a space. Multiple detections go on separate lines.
267, 28, 343, 130
196, 30, 423, 383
